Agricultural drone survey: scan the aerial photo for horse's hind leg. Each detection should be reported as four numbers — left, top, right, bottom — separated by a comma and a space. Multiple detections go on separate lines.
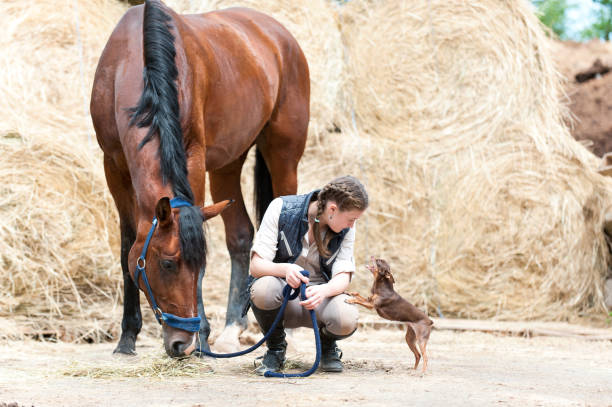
208, 153, 253, 352
256, 40, 308, 198
256, 91, 308, 200
103, 154, 142, 355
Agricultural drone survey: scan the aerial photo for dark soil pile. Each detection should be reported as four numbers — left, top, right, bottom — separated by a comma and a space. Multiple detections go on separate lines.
553, 40, 612, 157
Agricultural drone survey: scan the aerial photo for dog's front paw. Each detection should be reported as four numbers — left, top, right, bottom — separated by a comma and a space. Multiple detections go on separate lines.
345, 297, 357, 304
347, 291, 360, 297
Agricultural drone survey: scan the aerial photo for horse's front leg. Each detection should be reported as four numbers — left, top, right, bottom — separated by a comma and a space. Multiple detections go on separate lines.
114, 218, 142, 355
208, 157, 253, 352
195, 265, 211, 352
104, 154, 142, 355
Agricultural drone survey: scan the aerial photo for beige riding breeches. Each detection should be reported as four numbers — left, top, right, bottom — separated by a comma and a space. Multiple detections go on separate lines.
250, 276, 359, 337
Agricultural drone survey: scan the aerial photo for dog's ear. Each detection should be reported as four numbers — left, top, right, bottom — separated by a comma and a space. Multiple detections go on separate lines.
385, 271, 395, 284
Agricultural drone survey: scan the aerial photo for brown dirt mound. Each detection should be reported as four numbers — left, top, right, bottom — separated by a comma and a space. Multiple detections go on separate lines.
553, 40, 612, 157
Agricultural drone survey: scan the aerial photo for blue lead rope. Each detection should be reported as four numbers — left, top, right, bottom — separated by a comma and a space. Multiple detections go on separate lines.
196, 271, 322, 378
136, 204, 320, 376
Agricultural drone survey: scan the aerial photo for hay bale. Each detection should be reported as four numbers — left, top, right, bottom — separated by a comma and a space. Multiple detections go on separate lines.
0, 0, 128, 140
0, 0, 132, 341
0, 132, 121, 341
320, 0, 612, 321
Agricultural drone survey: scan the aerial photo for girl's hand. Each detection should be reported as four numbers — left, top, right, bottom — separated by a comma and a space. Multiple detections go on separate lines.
300, 284, 329, 310
285, 263, 309, 288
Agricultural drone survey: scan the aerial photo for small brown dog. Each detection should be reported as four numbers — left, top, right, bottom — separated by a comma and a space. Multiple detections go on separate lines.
346, 257, 433, 372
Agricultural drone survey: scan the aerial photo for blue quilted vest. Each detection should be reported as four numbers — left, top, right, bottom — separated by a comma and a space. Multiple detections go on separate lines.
273, 190, 350, 282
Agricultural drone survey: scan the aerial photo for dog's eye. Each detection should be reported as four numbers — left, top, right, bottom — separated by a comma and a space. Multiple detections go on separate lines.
159, 259, 177, 273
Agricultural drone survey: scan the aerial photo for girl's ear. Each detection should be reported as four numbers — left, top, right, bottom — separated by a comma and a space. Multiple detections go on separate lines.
327, 201, 338, 215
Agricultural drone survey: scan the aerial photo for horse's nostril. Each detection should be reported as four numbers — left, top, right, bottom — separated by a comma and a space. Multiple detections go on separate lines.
170, 340, 187, 356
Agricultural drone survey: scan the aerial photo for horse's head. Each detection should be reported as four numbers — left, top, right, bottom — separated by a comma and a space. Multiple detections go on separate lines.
129, 197, 232, 358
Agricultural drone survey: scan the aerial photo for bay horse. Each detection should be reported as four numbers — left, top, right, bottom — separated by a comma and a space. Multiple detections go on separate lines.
90, 0, 309, 357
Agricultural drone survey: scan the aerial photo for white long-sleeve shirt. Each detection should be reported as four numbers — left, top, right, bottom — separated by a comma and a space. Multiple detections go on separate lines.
250, 197, 356, 283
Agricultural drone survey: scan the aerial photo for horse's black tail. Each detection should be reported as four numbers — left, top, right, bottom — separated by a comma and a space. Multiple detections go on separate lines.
254, 147, 274, 227
128, 0, 193, 203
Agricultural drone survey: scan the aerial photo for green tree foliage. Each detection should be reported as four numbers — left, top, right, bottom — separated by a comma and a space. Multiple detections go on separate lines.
533, 0, 572, 39
581, 0, 612, 40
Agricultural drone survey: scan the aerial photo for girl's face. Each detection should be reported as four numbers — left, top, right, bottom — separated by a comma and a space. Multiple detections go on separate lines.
326, 203, 364, 233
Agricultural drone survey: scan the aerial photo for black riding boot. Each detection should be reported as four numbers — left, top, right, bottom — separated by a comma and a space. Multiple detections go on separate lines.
251, 304, 286, 375
319, 327, 355, 373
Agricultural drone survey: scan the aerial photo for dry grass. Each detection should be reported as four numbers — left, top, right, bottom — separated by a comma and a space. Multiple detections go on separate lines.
0, 0, 610, 345
0, 0, 128, 140
0, 132, 122, 341
63, 349, 214, 378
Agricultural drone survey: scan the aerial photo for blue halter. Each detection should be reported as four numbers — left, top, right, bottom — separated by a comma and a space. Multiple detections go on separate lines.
133, 197, 202, 332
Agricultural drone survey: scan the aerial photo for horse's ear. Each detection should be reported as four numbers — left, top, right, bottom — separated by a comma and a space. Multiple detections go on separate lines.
201, 199, 234, 220
155, 197, 172, 228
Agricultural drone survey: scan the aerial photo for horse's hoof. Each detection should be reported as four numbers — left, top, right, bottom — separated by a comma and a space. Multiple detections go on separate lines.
211, 324, 244, 353
113, 345, 137, 356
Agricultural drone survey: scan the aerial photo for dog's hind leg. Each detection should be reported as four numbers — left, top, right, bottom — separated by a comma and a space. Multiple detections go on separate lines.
410, 321, 431, 373
418, 340, 428, 373
405, 325, 420, 370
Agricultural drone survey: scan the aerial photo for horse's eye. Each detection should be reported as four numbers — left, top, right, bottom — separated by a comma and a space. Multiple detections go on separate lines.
159, 259, 177, 273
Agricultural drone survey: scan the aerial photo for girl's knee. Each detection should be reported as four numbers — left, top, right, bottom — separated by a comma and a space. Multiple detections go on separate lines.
323, 296, 359, 336
250, 276, 285, 310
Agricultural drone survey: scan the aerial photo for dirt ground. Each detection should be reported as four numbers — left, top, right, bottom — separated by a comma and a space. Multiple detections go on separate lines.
553, 40, 612, 157
1, 324, 611, 407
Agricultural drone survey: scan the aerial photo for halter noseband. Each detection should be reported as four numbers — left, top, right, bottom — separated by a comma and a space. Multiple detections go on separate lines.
133, 197, 201, 332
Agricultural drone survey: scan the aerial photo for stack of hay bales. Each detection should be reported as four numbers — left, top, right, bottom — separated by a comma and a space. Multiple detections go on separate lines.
328, 0, 612, 321
0, 0, 129, 340
0, 0, 128, 139
1, 0, 610, 342
0, 132, 120, 341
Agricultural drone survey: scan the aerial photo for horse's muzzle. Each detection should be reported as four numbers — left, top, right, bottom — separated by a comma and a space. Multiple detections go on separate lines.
163, 326, 197, 357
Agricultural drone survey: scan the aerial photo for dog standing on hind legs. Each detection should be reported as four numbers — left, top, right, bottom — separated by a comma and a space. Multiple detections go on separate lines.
346, 257, 433, 373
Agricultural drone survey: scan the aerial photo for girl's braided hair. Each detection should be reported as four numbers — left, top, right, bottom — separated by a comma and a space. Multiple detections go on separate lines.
312, 175, 368, 257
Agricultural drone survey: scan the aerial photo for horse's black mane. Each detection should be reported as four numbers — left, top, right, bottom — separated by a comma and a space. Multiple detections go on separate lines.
128, 0, 206, 269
